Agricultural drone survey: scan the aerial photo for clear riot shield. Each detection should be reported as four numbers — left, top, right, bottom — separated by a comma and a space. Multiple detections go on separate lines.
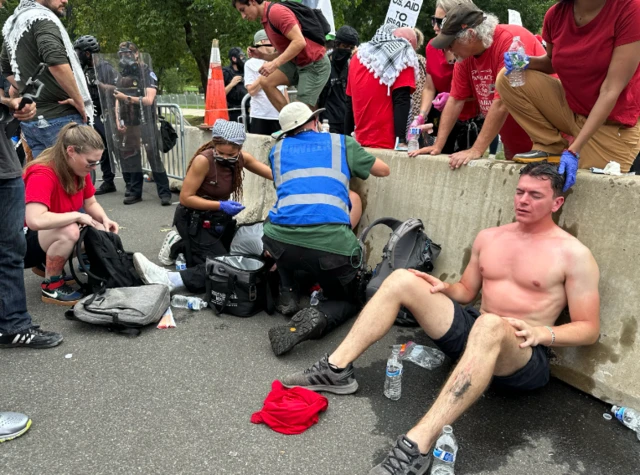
94, 53, 165, 177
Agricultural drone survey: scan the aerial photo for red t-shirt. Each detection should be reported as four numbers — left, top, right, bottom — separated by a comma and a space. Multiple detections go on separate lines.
451, 24, 546, 157
261, 1, 326, 67
425, 41, 477, 121
543, 0, 640, 126
346, 56, 416, 149
24, 164, 95, 213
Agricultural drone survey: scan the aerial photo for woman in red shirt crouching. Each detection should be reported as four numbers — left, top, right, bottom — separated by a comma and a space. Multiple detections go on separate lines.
23, 123, 119, 306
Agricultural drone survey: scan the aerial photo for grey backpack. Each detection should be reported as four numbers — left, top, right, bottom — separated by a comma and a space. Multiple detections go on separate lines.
358, 217, 441, 326
65, 285, 170, 336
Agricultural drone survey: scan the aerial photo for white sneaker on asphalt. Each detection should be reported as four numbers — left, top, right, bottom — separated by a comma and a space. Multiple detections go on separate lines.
0, 412, 32, 443
133, 253, 172, 289
158, 230, 181, 266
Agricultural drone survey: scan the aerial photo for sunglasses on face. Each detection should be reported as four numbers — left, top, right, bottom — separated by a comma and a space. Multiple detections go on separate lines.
431, 16, 444, 28
213, 149, 239, 164
254, 43, 273, 48
85, 159, 101, 169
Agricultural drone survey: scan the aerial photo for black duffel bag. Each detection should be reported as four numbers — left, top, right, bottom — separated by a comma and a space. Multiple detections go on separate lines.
205, 255, 274, 317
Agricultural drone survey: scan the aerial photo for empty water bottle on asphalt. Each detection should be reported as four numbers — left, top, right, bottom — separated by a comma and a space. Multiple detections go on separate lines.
175, 253, 187, 271
431, 425, 458, 474
171, 295, 207, 311
611, 405, 640, 440
321, 119, 330, 133
407, 123, 420, 153
384, 347, 403, 400
507, 36, 527, 87
405, 343, 445, 369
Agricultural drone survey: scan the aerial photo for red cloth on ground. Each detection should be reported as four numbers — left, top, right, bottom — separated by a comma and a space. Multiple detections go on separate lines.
346, 56, 416, 149
251, 380, 328, 435
24, 164, 95, 213
261, 1, 326, 67
450, 24, 546, 158
425, 41, 477, 121
543, 0, 640, 127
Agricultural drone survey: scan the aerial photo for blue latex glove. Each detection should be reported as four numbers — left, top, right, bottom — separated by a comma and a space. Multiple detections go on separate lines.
219, 200, 245, 216
558, 150, 579, 192
503, 51, 530, 76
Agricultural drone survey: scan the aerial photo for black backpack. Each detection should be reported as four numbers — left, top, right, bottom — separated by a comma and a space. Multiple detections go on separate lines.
358, 218, 442, 326
70, 226, 143, 295
267, 1, 331, 46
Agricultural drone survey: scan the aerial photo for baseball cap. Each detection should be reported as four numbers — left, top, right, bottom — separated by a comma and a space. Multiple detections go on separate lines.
431, 3, 485, 50
254, 29, 269, 45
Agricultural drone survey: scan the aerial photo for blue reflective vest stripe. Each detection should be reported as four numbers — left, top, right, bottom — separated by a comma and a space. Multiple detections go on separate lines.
268, 131, 351, 226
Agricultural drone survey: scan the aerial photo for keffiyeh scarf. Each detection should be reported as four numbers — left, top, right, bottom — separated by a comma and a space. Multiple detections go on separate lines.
3, 0, 94, 125
357, 24, 420, 95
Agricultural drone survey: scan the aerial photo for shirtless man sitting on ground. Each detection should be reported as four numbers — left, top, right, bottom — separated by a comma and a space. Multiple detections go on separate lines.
281, 162, 601, 475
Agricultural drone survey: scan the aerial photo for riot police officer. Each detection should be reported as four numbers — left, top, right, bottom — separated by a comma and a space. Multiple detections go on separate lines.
110, 41, 171, 206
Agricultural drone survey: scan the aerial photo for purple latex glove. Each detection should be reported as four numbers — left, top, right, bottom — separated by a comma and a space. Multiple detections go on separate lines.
432, 92, 450, 112
219, 200, 245, 216
410, 115, 425, 128
558, 150, 579, 192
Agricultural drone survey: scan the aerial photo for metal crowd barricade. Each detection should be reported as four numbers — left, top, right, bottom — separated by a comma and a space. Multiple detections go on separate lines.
141, 103, 188, 180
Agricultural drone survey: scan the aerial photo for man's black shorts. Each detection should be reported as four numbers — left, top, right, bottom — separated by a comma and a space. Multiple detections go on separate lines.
432, 301, 551, 391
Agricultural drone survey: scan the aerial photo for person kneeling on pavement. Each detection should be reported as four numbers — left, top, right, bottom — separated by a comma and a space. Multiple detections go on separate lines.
281, 162, 601, 475
264, 102, 390, 357
133, 119, 273, 295
23, 123, 119, 306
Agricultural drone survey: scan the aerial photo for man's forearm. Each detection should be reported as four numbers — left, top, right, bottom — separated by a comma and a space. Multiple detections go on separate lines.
273, 39, 306, 67
467, 99, 509, 154
434, 98, 465, 149
49, 63, 83, 104
536, 321, 599, 347
441, 282, 477, 305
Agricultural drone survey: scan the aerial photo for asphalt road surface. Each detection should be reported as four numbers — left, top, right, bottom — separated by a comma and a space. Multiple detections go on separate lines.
3, 179, 639, 474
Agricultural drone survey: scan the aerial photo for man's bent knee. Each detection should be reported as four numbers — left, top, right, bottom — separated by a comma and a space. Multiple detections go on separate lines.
469, 313, 508, 343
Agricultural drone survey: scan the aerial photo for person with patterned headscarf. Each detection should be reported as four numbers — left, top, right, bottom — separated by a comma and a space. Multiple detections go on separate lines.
132, 119, 273, 295
344, 24, 420, 150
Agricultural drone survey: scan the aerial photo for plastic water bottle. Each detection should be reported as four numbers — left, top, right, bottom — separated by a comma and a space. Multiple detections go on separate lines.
430, 425, 458, 474
507, 36, 527, 87
321, 119, 330, 133
36, 115, 49, 128
383, 347, 403, 401
171, 295, 207, 311
310, 289, 324, 306
175, 253, 187, 271
611, 405, 640, 440
407, 124, 420, 153
404, 343, 445, 370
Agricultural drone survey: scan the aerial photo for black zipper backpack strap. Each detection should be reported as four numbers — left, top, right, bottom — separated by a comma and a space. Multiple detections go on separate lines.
266, 2, 283, 37
358, 217, 404, 267
388, 219, 424, 268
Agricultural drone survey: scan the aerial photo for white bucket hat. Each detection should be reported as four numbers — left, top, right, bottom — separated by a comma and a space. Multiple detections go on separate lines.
278, 102, 325, 133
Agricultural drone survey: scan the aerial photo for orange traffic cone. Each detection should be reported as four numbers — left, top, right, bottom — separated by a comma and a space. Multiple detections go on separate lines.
203, 39, 229, 128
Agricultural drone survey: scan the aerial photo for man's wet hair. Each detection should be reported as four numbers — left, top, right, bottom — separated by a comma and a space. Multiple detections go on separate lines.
519, 161, 564, 197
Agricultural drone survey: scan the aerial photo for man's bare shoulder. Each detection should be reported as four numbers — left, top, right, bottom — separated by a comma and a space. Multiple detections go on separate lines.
474, 223, 517, 243
553, 226, 598, 267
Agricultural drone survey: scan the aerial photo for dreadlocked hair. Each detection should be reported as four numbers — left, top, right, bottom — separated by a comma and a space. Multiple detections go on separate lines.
187, 138, 245, 202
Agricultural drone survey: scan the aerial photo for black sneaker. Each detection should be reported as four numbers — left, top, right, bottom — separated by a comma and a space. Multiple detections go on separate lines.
160, 195, 172, 206
41, 278, 83, 306
94, 182, 117, 195
281, 353, 358, 394
0, 326, 63, 349
276, 288, 299, 316
268, 307, 327, 356
369, 435, 431, 475
123, 195, 142, 205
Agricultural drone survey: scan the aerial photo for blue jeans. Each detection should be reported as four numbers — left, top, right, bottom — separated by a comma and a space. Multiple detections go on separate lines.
0, 178, 32, 334
21, 113, 84, 158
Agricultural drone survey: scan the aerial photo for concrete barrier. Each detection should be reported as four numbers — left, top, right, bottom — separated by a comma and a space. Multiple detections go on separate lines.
185, 126, 640, 407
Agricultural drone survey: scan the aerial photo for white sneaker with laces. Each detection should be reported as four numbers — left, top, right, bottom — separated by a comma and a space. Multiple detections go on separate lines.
158, 230, 181, 266
133, 253, 172, 289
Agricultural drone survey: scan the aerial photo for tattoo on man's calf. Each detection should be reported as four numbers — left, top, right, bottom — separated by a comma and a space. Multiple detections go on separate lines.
450, 374, 472, 399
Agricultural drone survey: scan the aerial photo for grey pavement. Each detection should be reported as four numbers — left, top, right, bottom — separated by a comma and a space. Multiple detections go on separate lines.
2, 177, 639, 475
